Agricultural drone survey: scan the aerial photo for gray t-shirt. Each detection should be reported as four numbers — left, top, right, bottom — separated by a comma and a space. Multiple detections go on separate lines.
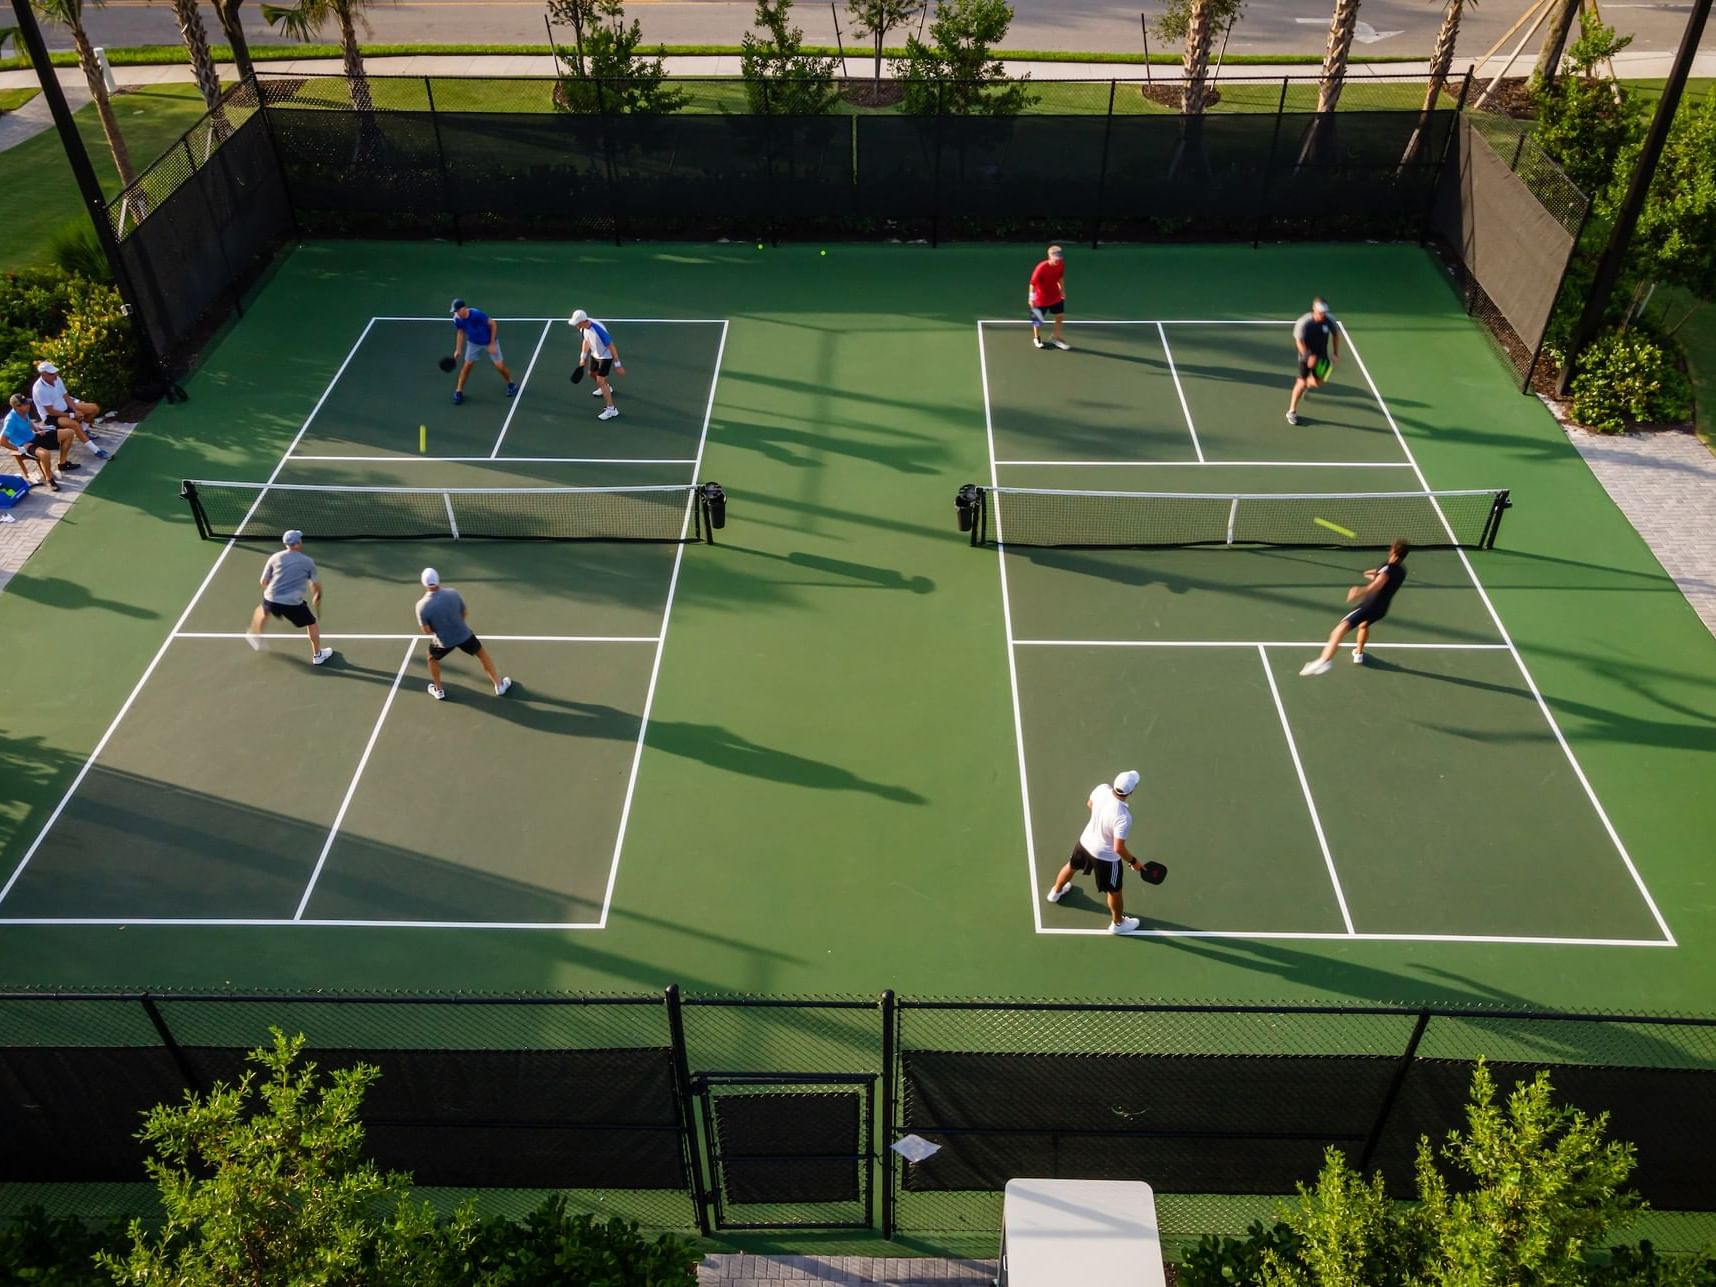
262, 549, 317, 606
416, 587, 474, 647
1293, 311, 1338, 356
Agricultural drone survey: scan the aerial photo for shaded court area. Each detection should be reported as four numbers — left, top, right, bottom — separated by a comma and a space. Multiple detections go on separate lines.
977, 319, 1673, 946
0, 315, 727, 927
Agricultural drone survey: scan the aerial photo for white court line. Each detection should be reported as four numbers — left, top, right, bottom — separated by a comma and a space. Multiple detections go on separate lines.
0, 917, 600, 928
1340, 322, 1677, 947
293, 639, 418, 920
597, 320, 728, 931
0, 319, 380, 909
1258, 644, 1355, 935
372, 316, 730, 324
1042, 928, 1680, 946
174, 632, 661, 643
1156, 322, 1205, 463
995, 460, 1418, 468
488, 320, 553, 459
287, 455, 700, 465
1012, 640, 1512, 650
977, 326, 1048, 936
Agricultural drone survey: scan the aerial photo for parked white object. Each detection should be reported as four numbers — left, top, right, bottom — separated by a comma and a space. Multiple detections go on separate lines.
997, 1179, 1166, 1286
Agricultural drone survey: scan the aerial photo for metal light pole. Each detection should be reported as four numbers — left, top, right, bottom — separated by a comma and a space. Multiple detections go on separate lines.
1556, 0, 1712, 395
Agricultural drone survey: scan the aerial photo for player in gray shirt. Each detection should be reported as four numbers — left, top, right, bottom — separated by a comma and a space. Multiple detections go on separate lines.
246, 530, 333, 664
415, 567, 511, 700
1286, 297, 1340, 426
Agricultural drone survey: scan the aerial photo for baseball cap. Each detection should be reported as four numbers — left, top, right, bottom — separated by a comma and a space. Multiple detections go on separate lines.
420, 567, 440, 587
1312, 297, 1329, 313
282, 529, 304, 546
37, 361, 58, 374
450, 299, 466, 314
568, 309, 588, 325
1113, 769, 1141, 796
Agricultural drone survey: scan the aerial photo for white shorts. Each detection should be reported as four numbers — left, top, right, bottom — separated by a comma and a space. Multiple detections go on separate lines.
462, 344, 503, 365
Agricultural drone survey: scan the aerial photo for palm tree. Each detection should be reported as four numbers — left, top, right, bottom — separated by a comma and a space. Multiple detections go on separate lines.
169, 0, 230, 133
209, 0, 257, 82
1534, 0, 1579, 89
1300, 0, 1362, 164
1401, 0, 1470, 166
262, 0, 375, 111
1180, 0, 1215, 115
28, 0, 141, 192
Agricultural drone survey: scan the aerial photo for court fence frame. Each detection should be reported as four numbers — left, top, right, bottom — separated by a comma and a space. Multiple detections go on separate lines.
4, 989, 1714, 1248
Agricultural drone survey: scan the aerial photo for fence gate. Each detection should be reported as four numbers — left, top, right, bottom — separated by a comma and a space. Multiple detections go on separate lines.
694, 1073, 874, 1231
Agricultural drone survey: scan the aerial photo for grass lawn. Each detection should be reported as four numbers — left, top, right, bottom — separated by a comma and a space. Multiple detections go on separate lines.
1659, 288, 1716, 451
0, 87, 40, 113
0, 83, 215, 273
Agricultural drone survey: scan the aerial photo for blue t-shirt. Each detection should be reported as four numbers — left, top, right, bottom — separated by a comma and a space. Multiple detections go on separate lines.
454, 308, 494, 345
3, 409, 36, 448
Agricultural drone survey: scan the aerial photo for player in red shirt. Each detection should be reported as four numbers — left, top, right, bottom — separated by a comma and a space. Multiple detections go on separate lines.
1028, 245, 1069, 350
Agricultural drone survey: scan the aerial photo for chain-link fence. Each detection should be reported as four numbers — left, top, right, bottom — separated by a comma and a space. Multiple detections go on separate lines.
6, 990, 1716, 1252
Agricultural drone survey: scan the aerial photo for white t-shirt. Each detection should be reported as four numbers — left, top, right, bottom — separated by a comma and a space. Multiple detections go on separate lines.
32, 376, 71, 418
1079, 785, 1131, 862
583, 320, 615, 361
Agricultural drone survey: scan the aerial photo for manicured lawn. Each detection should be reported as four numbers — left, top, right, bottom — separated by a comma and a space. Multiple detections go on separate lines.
0, 83, 215, 272
0, 87, 40, 113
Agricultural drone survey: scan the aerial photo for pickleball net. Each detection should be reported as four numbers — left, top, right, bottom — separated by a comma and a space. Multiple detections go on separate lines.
181, 480, 727, 543
956, 486, 1511, 550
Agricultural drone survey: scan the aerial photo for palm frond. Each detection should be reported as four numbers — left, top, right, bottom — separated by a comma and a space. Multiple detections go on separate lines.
261, 0, 334, 41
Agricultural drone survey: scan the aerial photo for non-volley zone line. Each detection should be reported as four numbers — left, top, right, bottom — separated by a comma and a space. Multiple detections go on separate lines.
287, 455, 701, 465
375, 316, 731, 325
175, 632, 662, 644
995, 460, 1417, 469
1012, 640, 1513, 650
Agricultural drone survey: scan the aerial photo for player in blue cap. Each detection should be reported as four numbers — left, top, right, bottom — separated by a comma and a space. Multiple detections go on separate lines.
449, 299, 517, 405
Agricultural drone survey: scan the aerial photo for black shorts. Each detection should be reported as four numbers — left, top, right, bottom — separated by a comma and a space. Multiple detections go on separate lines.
31, 430, 59, 452
262, 599, 317, 628
1343, 603, 1388, 628
1068, 843, 1123, 894
427, 635, 483, 661
587, 356, 614, 378
1298, 352, 1326, 380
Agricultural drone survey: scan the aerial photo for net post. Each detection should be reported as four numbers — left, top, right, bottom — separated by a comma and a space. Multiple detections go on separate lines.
879, 988, 896, 1239
1225, 496, 1239, 545
664, 985, 713, 1237
1483, 489, 1510, 549
180, 480, 212, 540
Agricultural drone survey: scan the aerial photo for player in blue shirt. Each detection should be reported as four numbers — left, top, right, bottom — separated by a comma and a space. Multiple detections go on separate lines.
449, 298, 517, 406
3, 393, 65, 490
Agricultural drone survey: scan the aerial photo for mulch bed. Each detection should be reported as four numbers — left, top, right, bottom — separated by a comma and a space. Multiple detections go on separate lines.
839, 78, 906, 108
1139, 82, 1221, 110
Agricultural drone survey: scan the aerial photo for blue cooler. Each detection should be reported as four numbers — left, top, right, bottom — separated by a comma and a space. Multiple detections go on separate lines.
0, 475, 30, 510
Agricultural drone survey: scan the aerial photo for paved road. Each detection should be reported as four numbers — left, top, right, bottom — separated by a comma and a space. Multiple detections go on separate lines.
35, 0, 1714, 64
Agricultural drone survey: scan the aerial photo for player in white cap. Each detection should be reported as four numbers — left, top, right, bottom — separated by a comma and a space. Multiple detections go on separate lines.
1045, 770, 1150, 935
568, 309, 625, 420
415, 567, 511, 700
246, 530, 333, 664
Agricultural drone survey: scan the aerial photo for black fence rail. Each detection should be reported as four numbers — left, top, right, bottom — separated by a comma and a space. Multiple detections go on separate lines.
4, 991, 1715, 1248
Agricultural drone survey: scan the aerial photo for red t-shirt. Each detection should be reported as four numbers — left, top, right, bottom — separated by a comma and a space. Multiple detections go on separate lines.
1029, 259, 1065, 307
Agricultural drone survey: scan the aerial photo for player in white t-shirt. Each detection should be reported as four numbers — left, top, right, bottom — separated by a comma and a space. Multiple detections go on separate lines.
568, 309, 625, 420
1046, 769, 1148, 935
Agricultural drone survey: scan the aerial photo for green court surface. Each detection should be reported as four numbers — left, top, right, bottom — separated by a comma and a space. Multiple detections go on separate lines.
1, 243, 1714, 1016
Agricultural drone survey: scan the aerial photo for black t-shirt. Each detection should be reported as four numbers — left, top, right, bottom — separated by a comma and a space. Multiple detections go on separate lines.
1363, 561, 1406, 612
1294, 312, 1338, 357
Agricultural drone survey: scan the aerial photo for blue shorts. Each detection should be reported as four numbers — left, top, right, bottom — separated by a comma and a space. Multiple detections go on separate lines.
1030, 301, 1065, 325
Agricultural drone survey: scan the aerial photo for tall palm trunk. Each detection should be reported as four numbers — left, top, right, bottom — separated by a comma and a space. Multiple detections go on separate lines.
1534, 0, 1579, 88
1300, 0, 1360, 164
210, 0, 255, 81
171, 0, 232, 137
67, 20, 138, 190
336, 0, 374, 112
1401, 0, 1463, 166
1180, 0, 1214, 115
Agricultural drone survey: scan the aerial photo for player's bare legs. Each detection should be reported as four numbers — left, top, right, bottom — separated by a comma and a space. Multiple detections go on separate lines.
1311, 618, 1354, 668
1053, 314, 1068, 349
427, 653, 444, 690
1350, 621, 1370, 663
456, 360, 475, 395
493, 361, 515, 385
474, 645, 503, 687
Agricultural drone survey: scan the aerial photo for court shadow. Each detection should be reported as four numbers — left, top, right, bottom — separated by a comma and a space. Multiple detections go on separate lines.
4, 575, 162, 620
725, 546, 936, 594
715, 413, 951, 476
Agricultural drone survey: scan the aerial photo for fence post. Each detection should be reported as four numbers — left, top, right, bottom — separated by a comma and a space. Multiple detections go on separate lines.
250, 74, 303, 242
665, 985, 712, 1237
1357, 1009, 1432, 1173
1421, 68, 1473, 246
930, 81, 944, 248
880, 990, 896, 1238
1091, 79, 1117, 249
1251, 77, 1291, 247
762, 79, 779, 246
139, 994, 203, 1096
423, 75, 462, 244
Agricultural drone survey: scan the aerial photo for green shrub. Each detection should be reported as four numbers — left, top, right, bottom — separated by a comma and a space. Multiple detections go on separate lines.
467, 1197, 700, 1285
39, 281, 141, 413
1178, 1220, 1302, 1287
48, 222, 113, 283
1570, 330, 1692, 432
0, 1205, 127, 1285
0, 267, 80, 337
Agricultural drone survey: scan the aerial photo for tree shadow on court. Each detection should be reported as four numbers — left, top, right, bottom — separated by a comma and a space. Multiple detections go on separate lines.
714, 411, 952, 476
722, 546, 935, 594
2, 575, 162, 620
482, 692, 926, 805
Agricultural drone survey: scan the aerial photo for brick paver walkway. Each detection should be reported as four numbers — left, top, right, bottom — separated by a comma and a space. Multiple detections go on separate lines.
0, 418, 134, 592
697, 1254, 998, 1284
1562, 425, 1716, 640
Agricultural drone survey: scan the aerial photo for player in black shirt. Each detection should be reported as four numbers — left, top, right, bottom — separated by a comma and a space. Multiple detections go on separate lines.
1300, 539, 1410, 676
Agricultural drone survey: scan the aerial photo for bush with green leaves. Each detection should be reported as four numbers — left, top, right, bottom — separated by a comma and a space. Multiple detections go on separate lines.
549, 0, 686, 113
0, 269, 138, 407
49, 221, 113, 282
1150, 0, 1246, 43
465, 1197, 698, 1285
739, 0, 838, 114
1569, 330, 1693, 432
1180, 1062, 1716, 1287
1532, 14, 1643, 200
0, 1205, 127, 1285
895, 0, 1033, 116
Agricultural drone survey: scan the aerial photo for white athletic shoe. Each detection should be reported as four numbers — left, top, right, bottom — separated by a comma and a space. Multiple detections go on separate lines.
495, 676, 512, 696
244, 632, 266, 652
592, 386, 605, 397
427, 683, 447, 700
1299, 659, 1333, 677
1032, 336, 1045, 350
1050, 339, 1071, 351
1046, 885, 1068, 903
311, 647, 334, 665
1109, 916, 1141, 936
598, 405, 620, 420
1285, 411, 1299, 426
1352, 650, 1366, 664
